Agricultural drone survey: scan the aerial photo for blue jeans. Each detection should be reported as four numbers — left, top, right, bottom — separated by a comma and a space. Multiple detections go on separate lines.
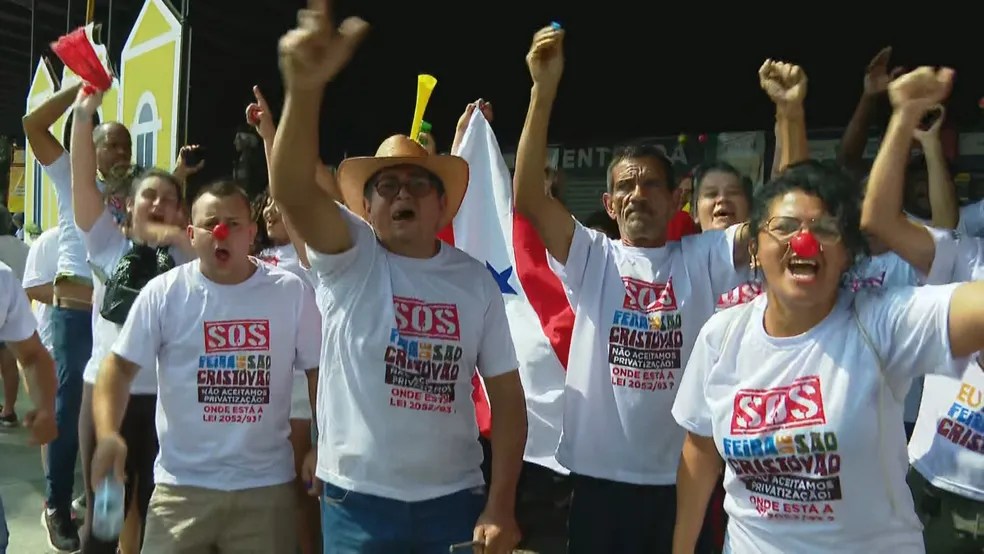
46, 306, 91, 511
321, 482, 485, 553
0, 493, 8, 553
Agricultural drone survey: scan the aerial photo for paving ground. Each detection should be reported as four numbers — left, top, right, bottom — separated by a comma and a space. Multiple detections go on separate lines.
0, 379, 565, 554
1, 380, 83, 554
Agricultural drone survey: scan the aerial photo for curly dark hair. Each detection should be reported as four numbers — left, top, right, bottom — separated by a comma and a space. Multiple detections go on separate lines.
250, 189, 273, 254
749, 160, 868, 261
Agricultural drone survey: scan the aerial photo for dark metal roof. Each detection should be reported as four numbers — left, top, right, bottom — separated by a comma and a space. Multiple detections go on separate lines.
1, 0, 140, 143
4, 3, 980, 169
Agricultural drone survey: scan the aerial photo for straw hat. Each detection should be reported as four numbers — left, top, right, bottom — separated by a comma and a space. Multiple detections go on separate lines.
337, 135, 469, 230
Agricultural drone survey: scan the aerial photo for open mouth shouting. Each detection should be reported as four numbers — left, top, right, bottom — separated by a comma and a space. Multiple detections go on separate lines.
712, 205, 736, 226
786, 256, 819, 284
214, 247, 231, 263
209, 222, 231, 264
784, 230, 823, 284
392, 207, 417, 222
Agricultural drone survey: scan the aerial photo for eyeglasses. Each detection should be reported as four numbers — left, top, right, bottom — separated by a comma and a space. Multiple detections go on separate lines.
370, 176, 439, 200
764, 215, 842, 245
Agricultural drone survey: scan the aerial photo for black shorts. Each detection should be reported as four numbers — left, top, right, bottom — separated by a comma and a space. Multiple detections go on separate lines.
79, 384, 158, 554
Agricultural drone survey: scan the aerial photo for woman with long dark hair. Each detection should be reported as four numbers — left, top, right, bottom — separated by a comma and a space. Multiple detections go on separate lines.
70, 88, 195, 554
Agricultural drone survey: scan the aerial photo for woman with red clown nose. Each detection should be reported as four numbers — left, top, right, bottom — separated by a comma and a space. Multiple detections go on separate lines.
672, 149, 984, 552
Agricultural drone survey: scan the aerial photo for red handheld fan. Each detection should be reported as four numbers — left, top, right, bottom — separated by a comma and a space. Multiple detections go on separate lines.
50, 24, 112, 94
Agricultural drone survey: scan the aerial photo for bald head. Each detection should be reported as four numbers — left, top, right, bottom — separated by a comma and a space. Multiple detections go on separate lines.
93, 122, 128, 146
93, 122, 133, 175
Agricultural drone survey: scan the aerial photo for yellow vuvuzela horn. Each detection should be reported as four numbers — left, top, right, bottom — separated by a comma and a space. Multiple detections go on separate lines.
410, 74, 437, 144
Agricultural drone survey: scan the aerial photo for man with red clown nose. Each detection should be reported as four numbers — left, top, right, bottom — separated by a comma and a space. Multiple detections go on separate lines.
90, 181, 323, 553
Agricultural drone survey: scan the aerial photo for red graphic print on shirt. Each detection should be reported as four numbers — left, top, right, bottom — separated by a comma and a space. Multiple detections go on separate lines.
608, 278, 683, 392
724, 376, 842, 523
197, 319, 272, 424
384, 297, 463, 414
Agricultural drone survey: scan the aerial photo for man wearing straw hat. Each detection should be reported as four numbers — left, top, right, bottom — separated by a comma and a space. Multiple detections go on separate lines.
269, 1, 527, 553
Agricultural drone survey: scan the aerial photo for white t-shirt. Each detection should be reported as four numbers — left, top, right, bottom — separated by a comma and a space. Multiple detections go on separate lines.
716, 266, 762, 311
0, 235, 29, 281
843, 252, 925, 424
549, 222, 741, 485
672, 286, 966, 554
906, 202, 984, 238
1, 262, 37, 343
111, 260, 322, 491
43, 153, 94, 280
258, 244, 308, 282
957, 200, 984, 238
307, 205, 519, 502
82, 210, 191, 393
22, 228, 60, 352
907, 227, 984, 501
257, 242, 318, 419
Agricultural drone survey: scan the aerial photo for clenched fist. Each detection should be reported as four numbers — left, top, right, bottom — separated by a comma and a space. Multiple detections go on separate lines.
526, 26, 565, 91
759, 59, 807, 107
889, 66, 954, 117
278, 0, 369, 92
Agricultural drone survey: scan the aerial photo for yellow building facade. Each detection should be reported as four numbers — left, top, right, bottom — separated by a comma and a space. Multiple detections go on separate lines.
21, 0, 182, 231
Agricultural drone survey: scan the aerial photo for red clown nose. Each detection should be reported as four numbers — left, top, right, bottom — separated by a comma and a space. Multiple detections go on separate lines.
790, 230, 820, 258
211, 223, 229, 241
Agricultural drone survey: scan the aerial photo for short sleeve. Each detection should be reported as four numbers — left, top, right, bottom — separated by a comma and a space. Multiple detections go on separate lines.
305, 204, 379, 282
681, 224, 741, 297
82, 209, 125, 266
672, 315, 719, 437
293, 283, 323, 372
110, 278, 164, 371
1, 272, 38, 343
882, 253, 921, 287
41, 152, 71, 193
476, 277, 519, 379
22, 231, 57, 288
924, 227, 984, 285
547, 220, 611, 302
858, 285, 966, 387
958, 200, 984, 238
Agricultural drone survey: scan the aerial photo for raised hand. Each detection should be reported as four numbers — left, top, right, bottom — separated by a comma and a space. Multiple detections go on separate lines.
455, 99, 493, 134
74, 86, 103, 115
246, 85, 276, 141
759, 59, 807, 107
888, 67, 955, 117
526, 26, 564, 91
174, 144, 205, 179
913, 105, 945, 144
277, 0, 369, 92
864, 47, 904, 97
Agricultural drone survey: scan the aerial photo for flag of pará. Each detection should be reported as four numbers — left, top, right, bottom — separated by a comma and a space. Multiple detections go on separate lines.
437, 110, 573, 473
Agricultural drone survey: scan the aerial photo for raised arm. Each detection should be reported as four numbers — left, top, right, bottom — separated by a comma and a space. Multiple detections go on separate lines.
861, 67, 954, 275
270, 0, 368, 256
838, 47, 900, 172
759, 59, 809, 172
70, 89, 109, 231
913, 109, 959, 229
23, 82, 81, 165
450, 100, 494, 156
513, 26, 575, 265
